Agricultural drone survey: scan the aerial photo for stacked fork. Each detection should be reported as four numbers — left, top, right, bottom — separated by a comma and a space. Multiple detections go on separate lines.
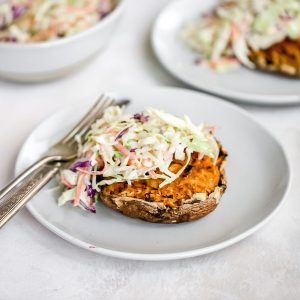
0, 95, 130, 229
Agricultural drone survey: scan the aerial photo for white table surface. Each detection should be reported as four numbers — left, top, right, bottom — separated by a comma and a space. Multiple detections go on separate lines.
0, 0, 300, 299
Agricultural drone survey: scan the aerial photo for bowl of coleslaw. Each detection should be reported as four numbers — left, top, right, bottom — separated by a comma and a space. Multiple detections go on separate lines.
0, 0, 126, 81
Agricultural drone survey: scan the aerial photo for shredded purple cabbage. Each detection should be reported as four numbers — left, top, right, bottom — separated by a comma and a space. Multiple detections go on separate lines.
0, 4, 28, 29
0, 36, 17, 42
133, 113, 149, 123
12, 4, 27, 19
89, 206, 97, 213
70, 158, 91, 172
97, 0, 112, 18
194, 58, 202, 65
0, 19, 7, 29
115, 127, 130, 141
86, 184, 95, 198
279, 14, 293, 21
80, 201, 96, 214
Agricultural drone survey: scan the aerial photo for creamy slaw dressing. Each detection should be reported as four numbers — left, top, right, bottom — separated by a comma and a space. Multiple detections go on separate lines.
0, 0, 115, 42
182, 0, 300, 71
58, 106, 219, 213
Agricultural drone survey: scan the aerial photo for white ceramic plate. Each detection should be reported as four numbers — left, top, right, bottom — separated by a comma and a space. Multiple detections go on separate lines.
16, 87, 291, 260
0, 0, 126, 82
152, 0, 300, 105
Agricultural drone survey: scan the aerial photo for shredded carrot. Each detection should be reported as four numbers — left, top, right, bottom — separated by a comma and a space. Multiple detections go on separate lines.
209, 58, 239, 68
84, 150, 93, 158
61, 176, 73, 188
231, 24, 239, 40
128, 152, 136, 165
163, 152, 173, 161
76, 168, 104, 176
114, 143, 130, 156
74, 174, 85, 206
198, 153, 204, 160
104, 129, 118, 135
99, 145, 108, 173
149, 170, 158, 179
87, 197, 93, 208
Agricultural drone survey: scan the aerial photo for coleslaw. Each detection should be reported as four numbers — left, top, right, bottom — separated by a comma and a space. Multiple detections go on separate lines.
58, 106, 219, 213
0, 0, 115, 42
182, 0, 300, 72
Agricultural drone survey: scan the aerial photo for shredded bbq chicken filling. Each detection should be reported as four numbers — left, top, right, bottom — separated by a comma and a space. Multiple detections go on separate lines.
102, 152, 225, 208
249, 38, 300, 76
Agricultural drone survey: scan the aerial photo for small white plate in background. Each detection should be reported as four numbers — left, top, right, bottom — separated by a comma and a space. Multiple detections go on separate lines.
152, 0, 300, 105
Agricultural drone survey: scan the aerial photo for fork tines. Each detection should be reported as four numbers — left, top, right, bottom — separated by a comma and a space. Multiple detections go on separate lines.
61, 95, 116, 145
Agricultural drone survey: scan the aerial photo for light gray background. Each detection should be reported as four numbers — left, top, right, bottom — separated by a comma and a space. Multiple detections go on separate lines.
0, 0, 299, 299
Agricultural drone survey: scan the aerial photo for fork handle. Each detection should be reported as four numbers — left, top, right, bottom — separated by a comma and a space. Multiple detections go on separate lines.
0, 163, 60, 229
0, 156, 59, 199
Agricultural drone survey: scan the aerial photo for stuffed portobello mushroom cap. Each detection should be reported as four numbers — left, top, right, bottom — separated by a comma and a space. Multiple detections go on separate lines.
100, 145, 227, 224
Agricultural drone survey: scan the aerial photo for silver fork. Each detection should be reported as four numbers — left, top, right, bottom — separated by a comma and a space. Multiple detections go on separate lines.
0, 95, 130, 228
0, 95, 117, 199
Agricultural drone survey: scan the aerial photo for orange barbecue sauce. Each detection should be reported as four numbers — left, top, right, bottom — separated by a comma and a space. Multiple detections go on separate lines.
102, 152, 224, 208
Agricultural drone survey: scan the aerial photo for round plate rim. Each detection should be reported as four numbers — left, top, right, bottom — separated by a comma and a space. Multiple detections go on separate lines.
15, 86, 292, 260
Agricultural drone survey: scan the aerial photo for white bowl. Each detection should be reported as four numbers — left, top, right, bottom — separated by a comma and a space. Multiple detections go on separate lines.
0, 0, 126, 82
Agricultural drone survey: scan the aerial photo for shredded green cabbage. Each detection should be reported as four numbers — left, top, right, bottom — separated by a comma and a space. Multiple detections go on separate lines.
58, 106, 220, 212
182, 0, 300, 71
0, 0, 115, 43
